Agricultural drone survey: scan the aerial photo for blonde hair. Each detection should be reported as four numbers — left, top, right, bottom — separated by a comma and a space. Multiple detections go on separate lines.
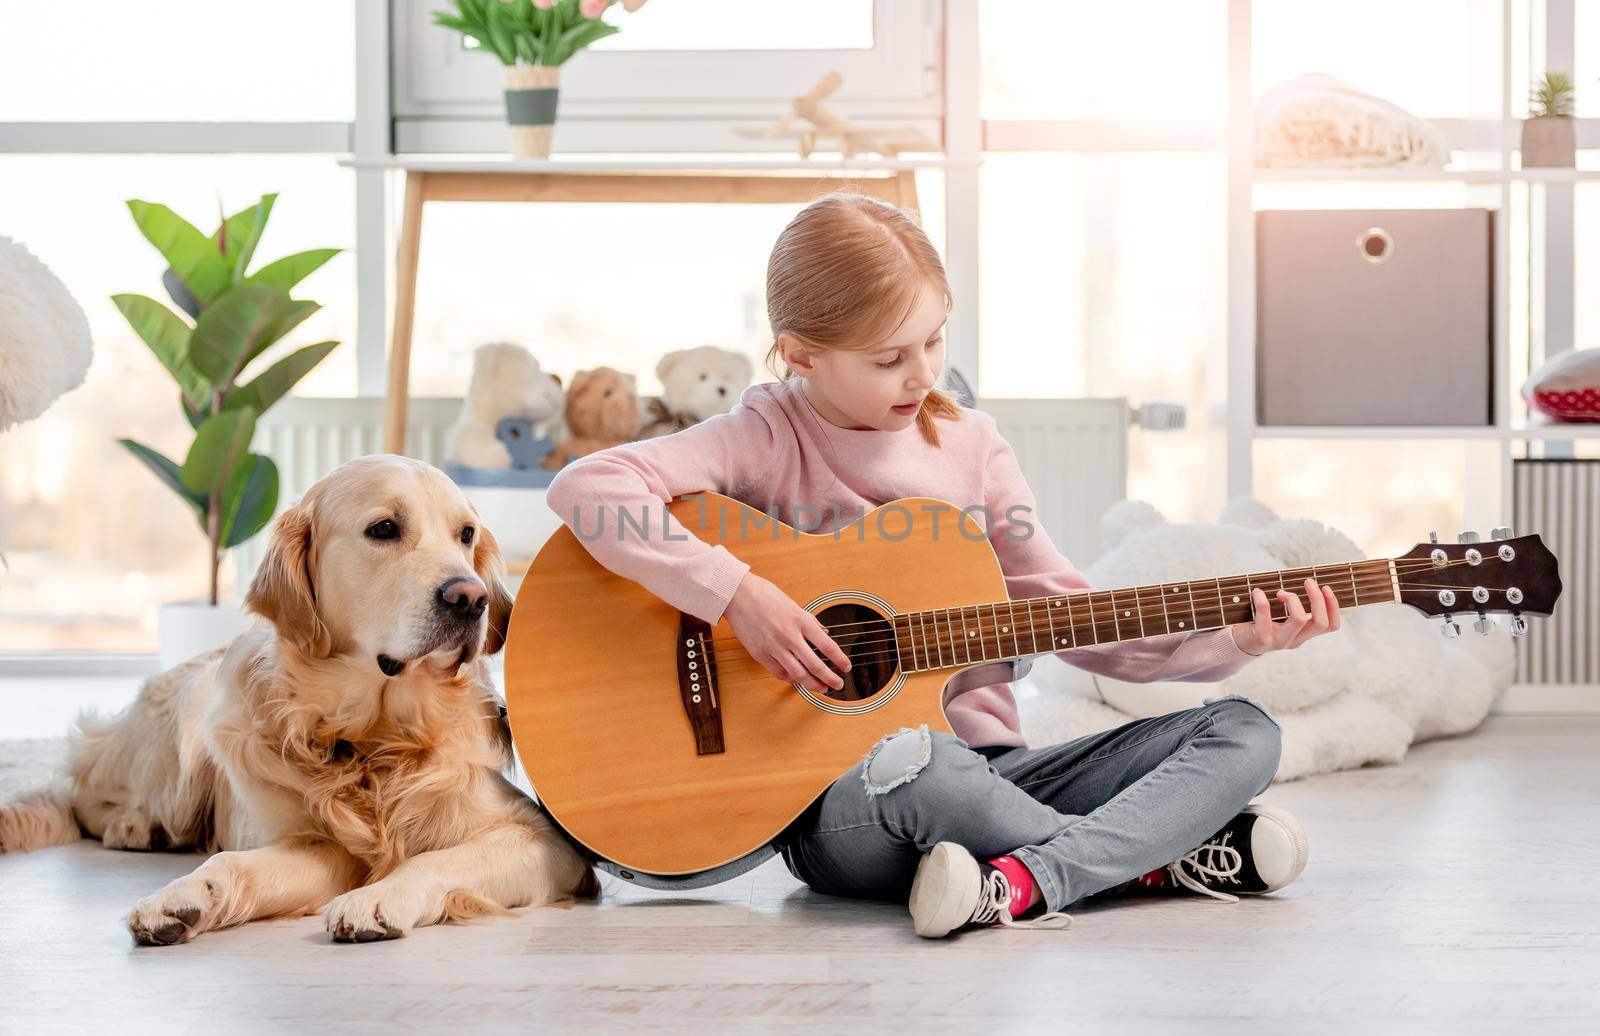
765, 192, 961, 444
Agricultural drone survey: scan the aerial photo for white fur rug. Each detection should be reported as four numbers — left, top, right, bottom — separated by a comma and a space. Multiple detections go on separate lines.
1017, 499, 1515, 782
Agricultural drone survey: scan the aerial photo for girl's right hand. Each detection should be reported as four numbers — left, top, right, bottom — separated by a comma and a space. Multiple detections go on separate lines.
723, 573, 851, 694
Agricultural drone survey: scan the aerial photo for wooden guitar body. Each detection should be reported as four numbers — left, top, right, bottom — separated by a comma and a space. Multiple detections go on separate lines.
504, 493, 1003, 877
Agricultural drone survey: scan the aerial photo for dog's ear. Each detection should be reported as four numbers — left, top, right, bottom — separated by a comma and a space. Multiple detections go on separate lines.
473, 523, 515, 656
244, 502, 332, 657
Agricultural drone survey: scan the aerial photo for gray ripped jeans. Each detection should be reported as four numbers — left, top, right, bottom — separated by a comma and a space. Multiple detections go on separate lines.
775, 696, 1283, 914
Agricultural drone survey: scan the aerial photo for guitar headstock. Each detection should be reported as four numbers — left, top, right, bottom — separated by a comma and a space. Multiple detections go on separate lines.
1393, 529, 1561, 636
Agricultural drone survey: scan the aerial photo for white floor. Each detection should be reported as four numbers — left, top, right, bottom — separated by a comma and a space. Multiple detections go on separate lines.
2, 713, 1598, 1033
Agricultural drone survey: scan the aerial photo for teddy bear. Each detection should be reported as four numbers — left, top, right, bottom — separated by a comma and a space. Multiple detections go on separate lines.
1015, 498, 1515, 782
445, 343, 565, 469
541, 366, 642, 470
636, 345, 754, 439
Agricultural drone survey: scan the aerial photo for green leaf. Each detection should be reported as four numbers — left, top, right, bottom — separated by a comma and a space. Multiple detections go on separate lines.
188, 283, 294, 388
225, 341, 338, 415
241, 298, 321, 374
213, 194, 276, 282
547, 17, 616, 65
220, 453, 280, 549
182, 391, 210, 431
244, 248, 339, 293
110, 293, 209, 406
485, 0, 516, 63
127, 200, 231, 306
119, 438, 208, 518
181, 409, 258, 496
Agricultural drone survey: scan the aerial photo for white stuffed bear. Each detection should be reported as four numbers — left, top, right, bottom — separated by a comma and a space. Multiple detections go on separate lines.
638, 345, 754, 439
446, 343, 564, 469
0, 234, 92, 433
1018, 498, 1515, 782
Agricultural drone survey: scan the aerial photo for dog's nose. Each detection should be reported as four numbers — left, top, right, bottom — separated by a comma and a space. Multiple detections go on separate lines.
436, 578, 488, 620
717, 385, 728, 397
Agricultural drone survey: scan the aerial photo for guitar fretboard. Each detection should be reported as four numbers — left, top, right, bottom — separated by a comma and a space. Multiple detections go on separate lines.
890, 559, 1397, 673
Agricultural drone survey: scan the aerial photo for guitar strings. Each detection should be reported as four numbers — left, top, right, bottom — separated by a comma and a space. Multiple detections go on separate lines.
704, 567, 1520, 685
707, 576, 1404, 682
706, 554, 1494, 649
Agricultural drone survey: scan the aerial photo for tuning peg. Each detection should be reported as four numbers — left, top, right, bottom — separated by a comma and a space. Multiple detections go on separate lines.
1473, 616, 1496, 635
1491, 526, 1512, 540
1441, 617, 1461, 638
1458, 530, 1480, 544
1429, 531, 1439, 544
1510, 615, 1529, 637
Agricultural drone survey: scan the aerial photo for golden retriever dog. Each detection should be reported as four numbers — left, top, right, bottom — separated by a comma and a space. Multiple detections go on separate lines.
0, 454, 596, 944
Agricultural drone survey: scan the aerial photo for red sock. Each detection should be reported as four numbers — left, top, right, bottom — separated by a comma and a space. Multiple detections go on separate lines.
986, 854, 1038, 918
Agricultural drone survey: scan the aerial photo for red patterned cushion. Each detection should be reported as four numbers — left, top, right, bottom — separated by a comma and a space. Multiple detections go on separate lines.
1523, 349, 1600, 423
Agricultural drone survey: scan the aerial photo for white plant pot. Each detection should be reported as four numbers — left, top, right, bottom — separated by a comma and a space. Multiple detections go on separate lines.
158, 600, 254, 673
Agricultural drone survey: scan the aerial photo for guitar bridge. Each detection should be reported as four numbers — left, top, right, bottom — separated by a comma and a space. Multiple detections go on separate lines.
677, 614, 724, 755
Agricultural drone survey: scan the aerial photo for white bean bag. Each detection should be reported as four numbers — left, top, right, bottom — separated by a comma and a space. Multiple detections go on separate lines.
1017, 498, 1515, 782
0, 234, 92, 433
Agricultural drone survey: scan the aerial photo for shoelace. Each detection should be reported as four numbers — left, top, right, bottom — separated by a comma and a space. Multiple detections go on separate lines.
1167, 833, 1245, 904
970, 869, 1073, 931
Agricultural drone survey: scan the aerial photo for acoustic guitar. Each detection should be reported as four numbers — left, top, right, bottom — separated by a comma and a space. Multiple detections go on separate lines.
504, 493, 1561, 883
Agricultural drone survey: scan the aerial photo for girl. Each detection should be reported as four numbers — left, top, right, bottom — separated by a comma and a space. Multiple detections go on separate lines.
545, 193, 1339, 939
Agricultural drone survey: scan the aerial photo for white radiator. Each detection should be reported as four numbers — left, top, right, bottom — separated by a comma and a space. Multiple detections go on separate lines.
239, 395, 1130, 590
1513, 459, 1597, 685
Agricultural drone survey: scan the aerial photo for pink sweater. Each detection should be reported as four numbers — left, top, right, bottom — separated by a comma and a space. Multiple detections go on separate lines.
545, 378, 1255, 749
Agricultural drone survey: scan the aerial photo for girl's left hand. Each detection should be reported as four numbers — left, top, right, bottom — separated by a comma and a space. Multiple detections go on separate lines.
1230, 577, 1340, 656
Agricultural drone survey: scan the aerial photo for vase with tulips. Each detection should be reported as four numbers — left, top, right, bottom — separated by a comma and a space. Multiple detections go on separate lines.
433, 0, 650, 159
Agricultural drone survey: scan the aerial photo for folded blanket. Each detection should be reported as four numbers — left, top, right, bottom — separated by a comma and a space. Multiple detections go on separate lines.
1255, 74, 1450, 168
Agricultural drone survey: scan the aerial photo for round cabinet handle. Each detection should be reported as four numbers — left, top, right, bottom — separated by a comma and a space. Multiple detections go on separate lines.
1358, 226, 1395, 264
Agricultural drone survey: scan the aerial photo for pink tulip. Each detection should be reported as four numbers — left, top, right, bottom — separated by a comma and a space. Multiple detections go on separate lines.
579, 0, 608, 18
531, 0, 555, 8
621, 0, 647, 10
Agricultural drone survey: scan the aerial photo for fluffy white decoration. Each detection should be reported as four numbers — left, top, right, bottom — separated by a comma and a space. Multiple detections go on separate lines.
0, 235, 93, 432
446, 343, 565, 469
1255, 74, 1450, 169
1019, 499, 1514, 782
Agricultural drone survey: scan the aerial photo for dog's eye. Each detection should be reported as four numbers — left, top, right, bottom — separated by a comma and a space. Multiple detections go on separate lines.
366, 519, 399, 541
460, 526, 475, 546
699, 373, 708, 381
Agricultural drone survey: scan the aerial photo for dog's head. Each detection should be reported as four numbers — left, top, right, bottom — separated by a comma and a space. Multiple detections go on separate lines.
244, 455, 514, 676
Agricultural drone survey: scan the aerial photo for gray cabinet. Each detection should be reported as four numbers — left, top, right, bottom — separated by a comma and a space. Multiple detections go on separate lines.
1256, 208, 1494, 426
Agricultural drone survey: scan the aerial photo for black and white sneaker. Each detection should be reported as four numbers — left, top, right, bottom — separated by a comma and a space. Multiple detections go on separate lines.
1123, 804, 1309, 904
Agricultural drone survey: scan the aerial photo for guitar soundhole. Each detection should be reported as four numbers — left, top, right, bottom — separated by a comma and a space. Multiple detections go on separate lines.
814, 603, 899, 703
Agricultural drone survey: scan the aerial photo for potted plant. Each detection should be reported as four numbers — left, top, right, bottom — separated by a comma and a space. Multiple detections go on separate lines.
114, 194, 341, 668
1522, 71, 1576, 168
432, 0, 649, 159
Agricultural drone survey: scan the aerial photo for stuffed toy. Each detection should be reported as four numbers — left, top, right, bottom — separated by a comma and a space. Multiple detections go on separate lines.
542, 366, 641, 470
0, 234, 92, 434
445, 343, 564, 469
637, 345, 754, 439
1017, 498, 1515, 782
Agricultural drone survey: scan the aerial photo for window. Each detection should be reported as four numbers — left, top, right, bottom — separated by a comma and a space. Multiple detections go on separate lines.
392, 0, 937, 152
981, 1, 1227, 121
0, 0, 354, 121
0, 156, 355, 653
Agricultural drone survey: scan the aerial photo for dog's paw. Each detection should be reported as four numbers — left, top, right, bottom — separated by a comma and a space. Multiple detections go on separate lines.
325, 886, 409, 943
128, 875, 215, 946
102, 805, 167, 851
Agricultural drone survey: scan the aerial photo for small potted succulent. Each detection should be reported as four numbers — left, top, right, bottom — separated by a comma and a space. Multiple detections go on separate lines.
115, 194, 341, 667
1522, 72, 1576, 168
432, 0, 650, 159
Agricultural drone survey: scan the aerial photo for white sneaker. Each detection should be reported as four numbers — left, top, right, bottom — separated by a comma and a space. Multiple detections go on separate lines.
908, 842, 1073, 938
